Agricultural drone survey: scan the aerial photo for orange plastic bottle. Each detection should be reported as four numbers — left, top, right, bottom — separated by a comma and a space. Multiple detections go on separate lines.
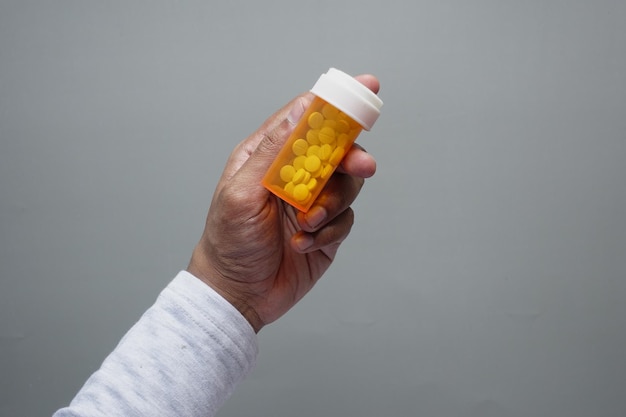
262, 68, 383, 212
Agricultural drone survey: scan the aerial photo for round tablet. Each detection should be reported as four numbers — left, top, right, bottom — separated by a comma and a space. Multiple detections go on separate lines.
306, 129, 320, 145
319, 144, 333, 161
318, 127, 336, 144
337, 133, 350, 148
284, 181, 295, 195
329, 147, 345, 166
304, 155, 321, 172
292, 168, 307, 184
306, 145, 321, 158
291, 138, 308, 156
293, 155, 306, 170
279, 165, 295, 182
293, 184, 310, 202
307, 112, 324, 129
321, 103, 339, 120
321, 163, 333, 179
323, 119, 337, 130
336, 119, 350, 133
310, 165, 323, 178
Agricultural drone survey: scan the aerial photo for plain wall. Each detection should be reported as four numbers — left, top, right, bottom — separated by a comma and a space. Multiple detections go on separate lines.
1, 1, 625, 416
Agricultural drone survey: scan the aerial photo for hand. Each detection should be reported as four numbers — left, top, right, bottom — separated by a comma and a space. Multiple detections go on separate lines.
187, 75, 380, 332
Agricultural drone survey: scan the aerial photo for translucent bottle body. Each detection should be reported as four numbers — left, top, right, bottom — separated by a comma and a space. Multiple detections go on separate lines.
262, 96, 363, 212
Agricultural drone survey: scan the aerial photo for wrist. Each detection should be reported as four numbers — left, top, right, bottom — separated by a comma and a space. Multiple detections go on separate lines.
186, 262, 265, 333
216, 289, 264, 334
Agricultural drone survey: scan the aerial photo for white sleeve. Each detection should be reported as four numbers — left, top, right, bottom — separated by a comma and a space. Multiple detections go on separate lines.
53, 270, 259, 417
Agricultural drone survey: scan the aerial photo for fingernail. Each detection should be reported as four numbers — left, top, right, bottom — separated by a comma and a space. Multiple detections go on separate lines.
287, 101, 305, 125
295, 234, 314, 251
305, 206, 327, 229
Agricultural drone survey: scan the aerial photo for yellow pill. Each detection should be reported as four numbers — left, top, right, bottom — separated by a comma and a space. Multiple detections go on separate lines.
306, 145, 321, 157
292, 138, 308, 156
321, 163, 334, 179
304, 155, 321, 172
293, 183, 310, 202
323, 119, 337, 130
318, 127, 336, 144
337, 133, 350, 148
321, 103, 339, 120
295, 169, 311, 184
336, 119, 350, 133
329, 147, 345, 166
306, 129, 320, 145
338, 112, 357, 128
308, 112, 324, 129
306, 178, 318, 191
293, 155, 306, 170
310, 165, 324, 178
319, 144, 333, 161
284, 181, 295, 195
280, 165, 295, 182
292, 168, 307, 184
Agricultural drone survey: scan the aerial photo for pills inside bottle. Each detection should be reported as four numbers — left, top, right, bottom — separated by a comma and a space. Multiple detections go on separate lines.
262, 68, 383, 212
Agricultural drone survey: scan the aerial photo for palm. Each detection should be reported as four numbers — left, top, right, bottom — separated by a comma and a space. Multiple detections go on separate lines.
205, 185, 334, 326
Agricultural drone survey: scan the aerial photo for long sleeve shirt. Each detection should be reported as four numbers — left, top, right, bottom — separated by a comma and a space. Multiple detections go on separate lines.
53, 270, 259, 417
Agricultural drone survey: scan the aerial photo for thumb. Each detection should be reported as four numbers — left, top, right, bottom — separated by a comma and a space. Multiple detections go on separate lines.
232, 93, 312, 194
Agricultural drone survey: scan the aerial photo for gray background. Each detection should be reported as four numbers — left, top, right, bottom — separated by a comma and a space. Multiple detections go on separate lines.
1, 1, 625, 416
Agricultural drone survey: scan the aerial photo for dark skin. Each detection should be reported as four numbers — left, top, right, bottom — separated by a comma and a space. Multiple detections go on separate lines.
188, 75, 380, 332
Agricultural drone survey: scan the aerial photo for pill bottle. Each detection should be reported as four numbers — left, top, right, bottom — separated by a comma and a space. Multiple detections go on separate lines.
262, 68, 383, 212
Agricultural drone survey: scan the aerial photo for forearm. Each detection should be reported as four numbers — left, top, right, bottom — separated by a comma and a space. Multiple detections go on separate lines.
54, 270, 258, 417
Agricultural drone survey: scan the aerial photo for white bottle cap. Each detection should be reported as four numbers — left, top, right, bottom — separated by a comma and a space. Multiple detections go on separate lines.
310, 68, 383, 131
